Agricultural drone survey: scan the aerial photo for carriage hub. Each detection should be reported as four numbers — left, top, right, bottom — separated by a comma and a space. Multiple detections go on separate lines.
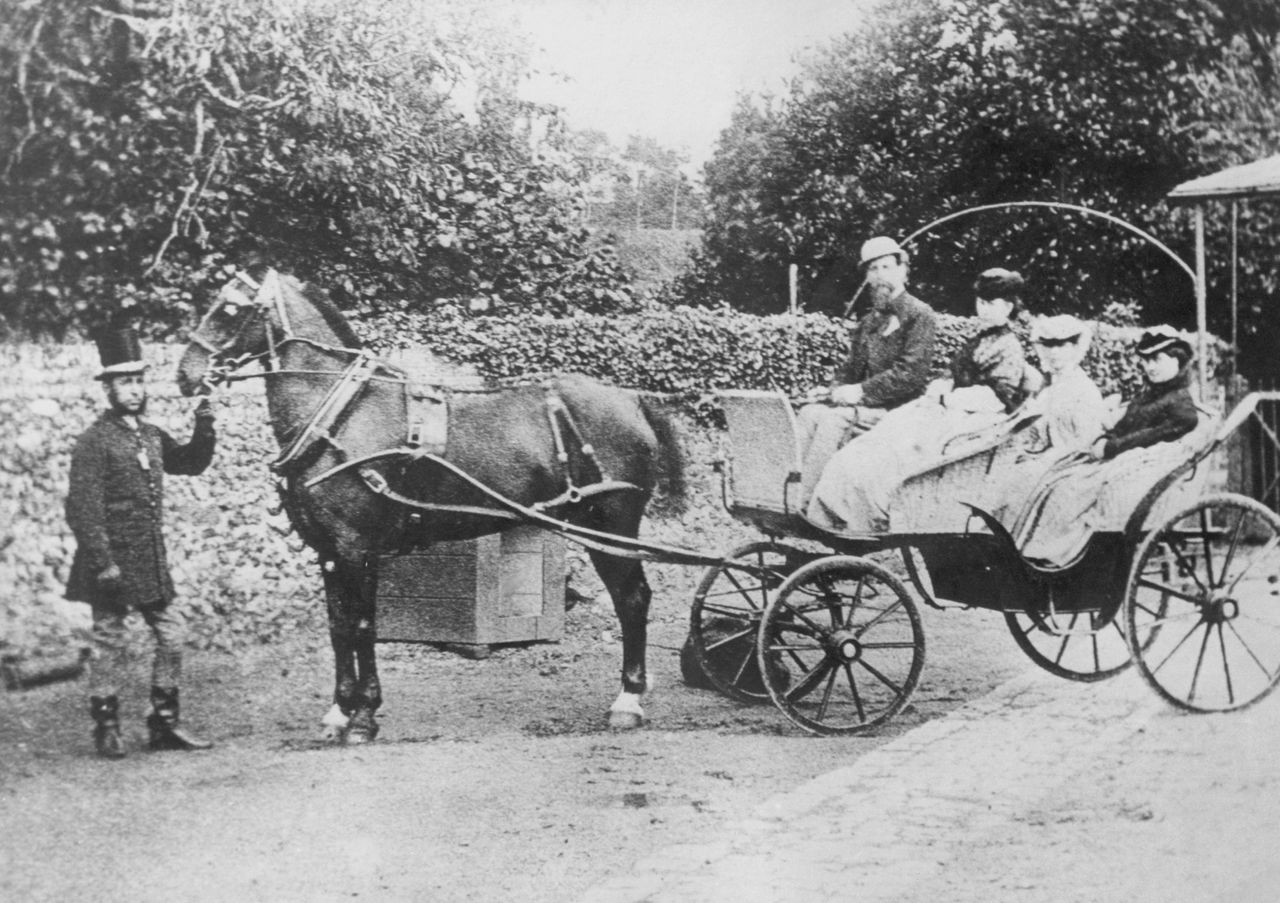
1204, 595, 1240, 624
828, 629, 862, 664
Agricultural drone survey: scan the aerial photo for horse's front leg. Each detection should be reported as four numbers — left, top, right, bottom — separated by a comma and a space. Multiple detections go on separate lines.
347, 557, 382, 744
318, 558, 372, 743
591, 549, 651, 730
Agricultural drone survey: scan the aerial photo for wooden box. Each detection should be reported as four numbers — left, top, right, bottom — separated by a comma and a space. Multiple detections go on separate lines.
376, 526, 566, 649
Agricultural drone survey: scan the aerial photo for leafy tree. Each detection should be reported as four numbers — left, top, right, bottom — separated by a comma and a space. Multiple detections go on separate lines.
0, 0, 635, 338
684, 0, 1280, 349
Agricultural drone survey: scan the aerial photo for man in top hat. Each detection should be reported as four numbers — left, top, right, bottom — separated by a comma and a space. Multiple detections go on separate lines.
795, 235, 938, 503
65, 328, 217, 758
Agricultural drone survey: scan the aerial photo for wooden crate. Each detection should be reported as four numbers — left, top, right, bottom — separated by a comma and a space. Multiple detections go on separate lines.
375, 526, 566, 649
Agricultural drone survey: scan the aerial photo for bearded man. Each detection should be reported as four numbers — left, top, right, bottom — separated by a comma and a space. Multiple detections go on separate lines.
795, 236, 938, 505
65, 328, 217, 758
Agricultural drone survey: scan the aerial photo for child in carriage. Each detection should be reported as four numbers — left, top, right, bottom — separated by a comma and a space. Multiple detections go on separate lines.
1012, 324, 1201, 567
807, 267, 1040, 533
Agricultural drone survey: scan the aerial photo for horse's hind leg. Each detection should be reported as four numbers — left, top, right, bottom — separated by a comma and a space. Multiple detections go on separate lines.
589, 519, 652, 730
319, 557, 381, 743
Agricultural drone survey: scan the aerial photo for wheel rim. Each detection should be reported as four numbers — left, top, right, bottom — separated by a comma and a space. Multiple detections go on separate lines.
689, 541, 797, 702
1004, 605, 1133, 683
758, 557, 925, 735
1126, 495, 1280, 713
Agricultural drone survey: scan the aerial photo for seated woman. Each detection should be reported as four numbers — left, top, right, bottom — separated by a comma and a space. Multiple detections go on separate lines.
807, 267, 1039, 533
1012, 325, 1201, 568
983, 314, 1110, 522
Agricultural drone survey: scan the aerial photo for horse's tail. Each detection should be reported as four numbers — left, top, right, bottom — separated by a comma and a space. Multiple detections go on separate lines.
638, 393, 688, 513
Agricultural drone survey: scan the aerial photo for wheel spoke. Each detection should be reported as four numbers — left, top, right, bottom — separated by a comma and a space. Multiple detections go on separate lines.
1135, 577, 1201, 605
855, 597, 905, 637
1225, 533, 1280, 595
856, 657, 906, 697
704, 625, 755, 653
1218, 512, 1247, 589
1216, 623, 1236, 706
1148, 616, 1208, 678
844, 576, 866, 629
1167, 539, 1210, 596
774, 598, 830, 635
1187, 618, 1214, 705
1199, 507, 1217, 588
700, 600, 759, 619
815, 665, 839, 721
1224, 619, 1280, 681
842, 662, 866, 722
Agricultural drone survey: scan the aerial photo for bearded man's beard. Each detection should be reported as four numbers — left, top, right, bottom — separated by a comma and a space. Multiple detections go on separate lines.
868, 282, 896, 307
110, 396, 148, 417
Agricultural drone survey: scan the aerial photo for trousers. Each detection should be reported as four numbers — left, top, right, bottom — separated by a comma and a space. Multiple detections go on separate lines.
88, 600, 186, 696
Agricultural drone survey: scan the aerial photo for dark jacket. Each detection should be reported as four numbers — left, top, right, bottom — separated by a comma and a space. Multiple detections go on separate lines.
1103, 368, 1199, 459
951, 323, 1034, 413
65, 408, 215, 609
836, 290, 938, 409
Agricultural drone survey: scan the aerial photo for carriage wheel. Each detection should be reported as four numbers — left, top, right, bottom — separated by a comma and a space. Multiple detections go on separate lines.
1125, 494, 1280, 713
757, 556, 925, 735
687, 540, 801, 702
1004, 607, 1133, 682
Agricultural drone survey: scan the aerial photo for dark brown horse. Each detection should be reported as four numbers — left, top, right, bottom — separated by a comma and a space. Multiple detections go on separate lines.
176, 270, 685, 741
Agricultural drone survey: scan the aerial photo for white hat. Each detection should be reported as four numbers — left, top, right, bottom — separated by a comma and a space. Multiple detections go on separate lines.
859, 236, 906, 267
1031, 314, 1089, 345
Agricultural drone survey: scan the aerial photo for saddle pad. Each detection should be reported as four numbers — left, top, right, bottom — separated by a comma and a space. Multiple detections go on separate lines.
405, 381, 448, 455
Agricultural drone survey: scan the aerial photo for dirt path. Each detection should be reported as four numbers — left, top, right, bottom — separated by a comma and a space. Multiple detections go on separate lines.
1, 596, 1030, 902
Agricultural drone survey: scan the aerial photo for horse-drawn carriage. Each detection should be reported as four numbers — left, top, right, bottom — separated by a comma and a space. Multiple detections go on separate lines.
178, 260, 1280, 740
684, 387, 1280, 734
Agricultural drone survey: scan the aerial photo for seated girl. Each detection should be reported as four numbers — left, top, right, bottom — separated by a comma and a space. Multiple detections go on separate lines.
1012, 325, 1201, 567
807, 267, 1039, 533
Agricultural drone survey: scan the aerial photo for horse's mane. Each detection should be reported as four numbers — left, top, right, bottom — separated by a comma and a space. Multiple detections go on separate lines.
278, 272, 364, 349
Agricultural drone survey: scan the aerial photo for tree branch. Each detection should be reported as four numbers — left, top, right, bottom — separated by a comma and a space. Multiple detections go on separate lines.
143, 134, 224, 277
3, 6, 49, 180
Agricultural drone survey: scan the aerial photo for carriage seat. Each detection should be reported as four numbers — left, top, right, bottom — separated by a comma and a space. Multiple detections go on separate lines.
717, 389, 805, 516
885, 410, 1043, 534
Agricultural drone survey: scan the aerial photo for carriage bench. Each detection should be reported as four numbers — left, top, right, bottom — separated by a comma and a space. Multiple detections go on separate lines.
375, 526, 567, 658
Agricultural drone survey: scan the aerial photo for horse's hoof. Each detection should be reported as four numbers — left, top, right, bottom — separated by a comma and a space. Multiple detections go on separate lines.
345, 723, 379, 744
607, 710, 644, 731
318, 724, 348, 744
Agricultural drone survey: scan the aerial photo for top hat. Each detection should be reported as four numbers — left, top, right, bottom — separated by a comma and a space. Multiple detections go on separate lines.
1135, 324, 1193, 359
859, 235, 906, 267
95, 328, 149, 380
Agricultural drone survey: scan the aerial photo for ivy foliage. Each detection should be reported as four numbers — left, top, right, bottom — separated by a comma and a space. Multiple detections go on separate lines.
0, 0, 635, 339
682, 0, 1280, 369
360, 304, 1190, 422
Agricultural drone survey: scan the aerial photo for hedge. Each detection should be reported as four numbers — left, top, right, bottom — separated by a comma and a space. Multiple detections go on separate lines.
361, 306, 1225, 418
0, 309, 1223, 658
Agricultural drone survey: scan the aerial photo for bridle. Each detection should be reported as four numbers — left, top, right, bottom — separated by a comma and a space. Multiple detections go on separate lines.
188, 269, 365, 392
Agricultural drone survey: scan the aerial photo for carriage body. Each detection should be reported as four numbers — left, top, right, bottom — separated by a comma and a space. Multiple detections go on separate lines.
688, 388, 1280, 735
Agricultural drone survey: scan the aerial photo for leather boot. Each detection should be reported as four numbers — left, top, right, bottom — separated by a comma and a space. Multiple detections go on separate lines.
146, 686, 212, 751
90, 695, 126, 759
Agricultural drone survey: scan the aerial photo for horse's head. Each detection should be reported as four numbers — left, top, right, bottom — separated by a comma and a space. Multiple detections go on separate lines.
177, 271, 276, 396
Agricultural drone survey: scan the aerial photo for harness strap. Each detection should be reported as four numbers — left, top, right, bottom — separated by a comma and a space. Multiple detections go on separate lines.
302, 448, 709, 564
271, 352, 380, 472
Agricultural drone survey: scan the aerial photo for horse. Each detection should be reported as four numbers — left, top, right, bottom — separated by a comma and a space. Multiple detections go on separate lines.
176, 269, 686, 741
